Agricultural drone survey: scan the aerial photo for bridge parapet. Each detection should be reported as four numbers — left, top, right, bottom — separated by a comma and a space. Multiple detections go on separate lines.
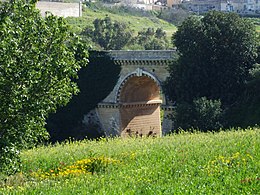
109, 50, 177, 61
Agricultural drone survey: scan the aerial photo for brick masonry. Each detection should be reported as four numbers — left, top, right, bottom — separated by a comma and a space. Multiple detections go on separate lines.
120, 102, 162, 137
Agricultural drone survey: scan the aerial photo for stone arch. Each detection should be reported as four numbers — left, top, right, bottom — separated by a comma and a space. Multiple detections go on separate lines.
115, 68, 164, 103
118, 68, 162, 137
120, 76, 160, 103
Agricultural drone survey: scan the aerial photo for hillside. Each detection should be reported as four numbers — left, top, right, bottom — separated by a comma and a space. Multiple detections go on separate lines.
0, 128, 259, 194
65, 4, 177, 38
65, 4, 260, 37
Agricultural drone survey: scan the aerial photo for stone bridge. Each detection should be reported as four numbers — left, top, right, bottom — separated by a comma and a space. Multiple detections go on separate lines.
83, 50, 177, 137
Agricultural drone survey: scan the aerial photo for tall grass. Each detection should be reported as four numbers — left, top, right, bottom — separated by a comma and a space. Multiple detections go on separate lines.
0, 128, 259, 194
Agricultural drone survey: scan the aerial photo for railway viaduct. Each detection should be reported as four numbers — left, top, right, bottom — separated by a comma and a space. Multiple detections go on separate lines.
83, 50, 177, 137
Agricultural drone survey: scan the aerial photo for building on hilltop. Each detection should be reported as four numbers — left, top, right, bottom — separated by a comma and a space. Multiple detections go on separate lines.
180, 0, 221, 14
36, 1, 82, 17
220, 0, 243, 13
220, 0, 260, 14
242, 0, 259, 14
168, 0, 260, 15
167, 0, 182, 8
121, 0, 168, 10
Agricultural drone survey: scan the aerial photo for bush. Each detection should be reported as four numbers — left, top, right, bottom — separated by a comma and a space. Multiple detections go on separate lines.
81, 16, 133, 50
158, 7, 190, 26
193, 97, 223, 131
0, 143, 20, 175
174, 97, 224, 132
134, 28, 170, 50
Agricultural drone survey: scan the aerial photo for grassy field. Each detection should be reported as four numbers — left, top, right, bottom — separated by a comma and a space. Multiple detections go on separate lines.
0, 128, 259, 194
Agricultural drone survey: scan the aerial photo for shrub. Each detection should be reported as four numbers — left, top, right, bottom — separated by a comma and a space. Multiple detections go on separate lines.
174, 97, 224, 132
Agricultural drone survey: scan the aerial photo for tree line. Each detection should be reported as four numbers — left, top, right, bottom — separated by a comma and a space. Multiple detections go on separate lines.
0, 0, 259, 174
80, 16, 170, 50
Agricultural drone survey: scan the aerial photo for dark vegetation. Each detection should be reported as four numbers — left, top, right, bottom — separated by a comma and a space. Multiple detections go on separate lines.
227, 63, 260, 127
47, 51, 121, 142
164, 11, 259, 131
158, 6, 191, 26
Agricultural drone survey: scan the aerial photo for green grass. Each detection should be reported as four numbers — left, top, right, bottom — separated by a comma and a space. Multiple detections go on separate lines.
247, 17, 260, 33
256, 25, 260, 32
0, 128, 259, 194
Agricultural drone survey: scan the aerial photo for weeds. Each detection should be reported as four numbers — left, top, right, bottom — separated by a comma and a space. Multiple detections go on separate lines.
0, 128, 259, 194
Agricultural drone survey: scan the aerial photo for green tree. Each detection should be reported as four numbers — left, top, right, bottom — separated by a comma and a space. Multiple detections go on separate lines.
0, 0, 88, 174
165, 11, 258, 105
158, 7, 190, 26
135, 28, 170, 50
82, 16, 132, 50
164, 11, 258, 131
173, 97, 223, 132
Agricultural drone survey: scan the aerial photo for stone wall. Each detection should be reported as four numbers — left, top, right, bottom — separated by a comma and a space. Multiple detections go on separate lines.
36, 1, 82, 17
95, 105, 120, 136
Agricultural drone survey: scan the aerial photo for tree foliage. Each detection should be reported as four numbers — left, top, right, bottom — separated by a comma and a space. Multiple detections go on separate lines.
174, 97, 223, 132
158, 7, 190, 26
165, 11, 258, 131
135, 28, 170, 50
0, 0, 88, 174
166, 11, 258, 106
82, 16, 133, 50
81, 17, 170, 50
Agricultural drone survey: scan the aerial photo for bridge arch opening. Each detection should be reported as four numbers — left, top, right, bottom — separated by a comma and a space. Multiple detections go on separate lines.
120, 76, 160, 103
119, 74, 162, 137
